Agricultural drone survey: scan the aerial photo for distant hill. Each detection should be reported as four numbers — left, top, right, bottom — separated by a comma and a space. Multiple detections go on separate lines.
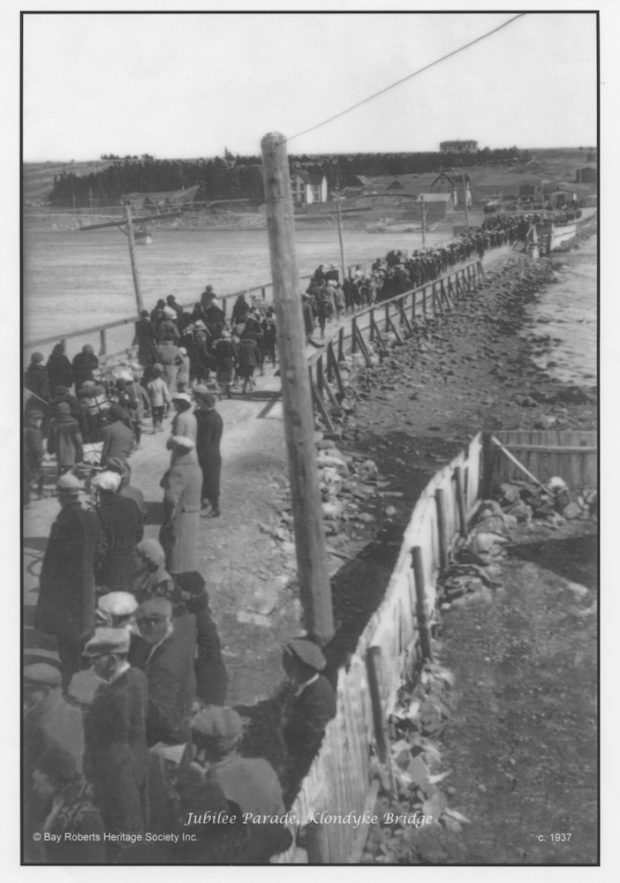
22, 160, 112, 205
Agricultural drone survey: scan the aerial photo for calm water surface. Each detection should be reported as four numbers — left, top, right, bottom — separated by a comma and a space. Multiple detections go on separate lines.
23, 225, 446, 350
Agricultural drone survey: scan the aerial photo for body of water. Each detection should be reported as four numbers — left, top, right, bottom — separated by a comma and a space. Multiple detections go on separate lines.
526, 234, 597, 387
23, 224, 448, 353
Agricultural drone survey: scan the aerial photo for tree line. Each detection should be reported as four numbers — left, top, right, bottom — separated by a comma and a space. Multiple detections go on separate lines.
49, 147, 526, 209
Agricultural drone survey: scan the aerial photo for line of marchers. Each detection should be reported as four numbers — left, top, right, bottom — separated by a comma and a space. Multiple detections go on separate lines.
184, 810, 432, 828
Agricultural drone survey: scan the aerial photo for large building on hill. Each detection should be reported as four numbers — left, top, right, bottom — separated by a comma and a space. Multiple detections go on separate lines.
440, 140, 478, 153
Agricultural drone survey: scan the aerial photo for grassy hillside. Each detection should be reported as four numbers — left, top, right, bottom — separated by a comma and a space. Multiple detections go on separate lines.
22, 160, 112, 205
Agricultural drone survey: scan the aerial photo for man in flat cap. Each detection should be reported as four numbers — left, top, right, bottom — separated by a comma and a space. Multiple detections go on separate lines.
159, 436, 202, 574
131, 597, 196, 747
92, 470, 144, 591
28, 746, 106, 864
194, 389, 223, 518
34, 473, 102, 686
82, 627, 149, 846
280, 637, 337, 796
178, 706, 290, 863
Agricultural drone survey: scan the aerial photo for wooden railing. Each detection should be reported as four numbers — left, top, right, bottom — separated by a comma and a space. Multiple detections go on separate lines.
275, 433, 484, 863
306, 260, 485, 432
23, 261, 378, 360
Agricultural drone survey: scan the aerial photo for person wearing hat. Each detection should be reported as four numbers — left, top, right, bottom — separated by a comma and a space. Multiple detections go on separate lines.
194, 390, 223, 517
29, 746, 105, 864
92, 470, 144, 591
146, 364, 172, 432
213, 329, 237, 398
100, 402, 134, 468
280, 638, 336, 791
23, 408, 45, 504
23, 662, 85, 776
132, 309, 158, 368
107, 456, 146, 520
131, 597, 196, 747
71, 344, 99, 392
159, 436, 202, 574
24, 351, 51, 403
82, 627, 149, 842
46, 401, 83, 476
157, 306, 181, 344
176, 346, 191, 390
155, 337, 182, 395
96, 590, 139, 630
34, 474, 102, 686
169, 391, 197, 443
46, 341, 74, 392
175, 571, 227, 705
133, 537, 175, 604
179, 706, 290, 862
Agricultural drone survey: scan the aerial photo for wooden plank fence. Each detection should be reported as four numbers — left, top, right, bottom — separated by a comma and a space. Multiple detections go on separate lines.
275, 434, 483, 863
490, 429, 597, 491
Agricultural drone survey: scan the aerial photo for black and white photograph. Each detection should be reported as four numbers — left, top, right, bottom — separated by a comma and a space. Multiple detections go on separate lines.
17, 3, 604, 870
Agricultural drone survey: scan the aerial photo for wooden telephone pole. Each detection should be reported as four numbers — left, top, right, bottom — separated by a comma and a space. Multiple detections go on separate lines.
335, 198, 347, 286
420, 195, 426, 247
462, 168, 470, 228
124, 203, 145, 314
260, 132, 335, 644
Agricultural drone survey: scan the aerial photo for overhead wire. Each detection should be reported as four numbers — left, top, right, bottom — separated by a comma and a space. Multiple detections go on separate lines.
282, 13, 527, 146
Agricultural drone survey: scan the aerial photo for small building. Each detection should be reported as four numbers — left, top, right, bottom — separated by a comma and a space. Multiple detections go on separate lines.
290, 171, 329, 206
122, 184, 200, 210
575, 167, 597, 185
440, 140, 478, 154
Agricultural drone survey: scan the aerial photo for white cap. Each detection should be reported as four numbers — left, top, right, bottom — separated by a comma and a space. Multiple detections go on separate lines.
92, 471, 122, 492
97, 591, 139, 617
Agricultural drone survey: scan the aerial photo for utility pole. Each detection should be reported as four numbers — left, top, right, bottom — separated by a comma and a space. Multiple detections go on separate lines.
420, 195, 426, 247
462, 168, 470, 228
124, 202, 145, 314
260, 132, 334, 645
335, 197, 347, 285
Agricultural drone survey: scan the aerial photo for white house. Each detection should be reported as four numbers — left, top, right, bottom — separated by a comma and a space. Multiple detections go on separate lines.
290, 171, 329, 206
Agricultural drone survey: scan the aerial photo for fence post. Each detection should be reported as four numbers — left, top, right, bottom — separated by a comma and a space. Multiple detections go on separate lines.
99, 328, 107, 356
435, 488, 449, 571
366, 646, 389, 763
411, 546, 433, 662
351, 317, 358, 354
455, 466, 468, 538
480, 431, 495, 499
306, 823, 329, 863
338, 326, 344, 362
422, 286, 427, 318
384, 302, 390, 333
316, 356, 324, 395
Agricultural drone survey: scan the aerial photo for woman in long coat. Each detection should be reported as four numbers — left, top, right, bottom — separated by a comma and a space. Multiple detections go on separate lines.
159, 437, 202, 574
47, 342, 74, 391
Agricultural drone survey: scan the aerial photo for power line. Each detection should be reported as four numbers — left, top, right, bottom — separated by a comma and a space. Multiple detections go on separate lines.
283, 13, 526, 146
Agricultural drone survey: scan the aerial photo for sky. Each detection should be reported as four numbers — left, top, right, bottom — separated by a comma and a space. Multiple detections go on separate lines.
21, 7, 598, 163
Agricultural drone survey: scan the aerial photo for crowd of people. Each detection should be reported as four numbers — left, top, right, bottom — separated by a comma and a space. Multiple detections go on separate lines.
23, 283, 339, 863
24, 220, 535, 863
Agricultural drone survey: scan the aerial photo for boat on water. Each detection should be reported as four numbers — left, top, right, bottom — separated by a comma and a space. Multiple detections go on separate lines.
134, 229, 153, 246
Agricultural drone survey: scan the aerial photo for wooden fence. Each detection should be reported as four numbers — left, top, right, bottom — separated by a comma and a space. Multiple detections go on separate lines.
23, 259, 380, 361
306, 261, 485, 432
490, 429, 597, 491
275, 433, 483, 863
